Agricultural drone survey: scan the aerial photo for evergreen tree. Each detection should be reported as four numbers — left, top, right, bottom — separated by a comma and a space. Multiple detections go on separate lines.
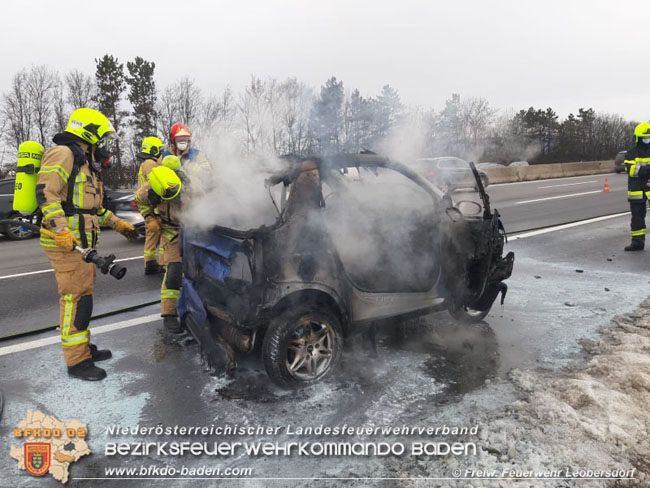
370, 84, 403, 143
310, 76, 345, 155
511, 107, 558, 162
345, 89, 373, 152
125, 57, 157, 144
95, 54, 127, 182
437, 93, 463, 155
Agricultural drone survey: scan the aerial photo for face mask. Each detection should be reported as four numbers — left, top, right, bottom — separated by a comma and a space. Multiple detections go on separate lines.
175, 141, 189, 152
94, 146, 112, 167
642, 138, 650, 144
95, 135, 114, 168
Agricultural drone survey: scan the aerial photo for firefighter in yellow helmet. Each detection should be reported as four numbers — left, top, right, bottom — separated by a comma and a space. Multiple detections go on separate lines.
624, 122, 650, 251
38, 107, 138, 381
135, 163, 184, 333
136, 136, 165, 275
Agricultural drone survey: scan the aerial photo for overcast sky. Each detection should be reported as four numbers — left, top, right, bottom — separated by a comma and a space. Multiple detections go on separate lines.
0, 0, 645, 121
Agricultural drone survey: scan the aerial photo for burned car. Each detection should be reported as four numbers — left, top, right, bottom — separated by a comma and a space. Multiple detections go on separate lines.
178, 154, 514, 387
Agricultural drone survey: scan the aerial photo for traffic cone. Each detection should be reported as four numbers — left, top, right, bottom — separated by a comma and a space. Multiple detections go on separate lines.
603, 178, 610, 193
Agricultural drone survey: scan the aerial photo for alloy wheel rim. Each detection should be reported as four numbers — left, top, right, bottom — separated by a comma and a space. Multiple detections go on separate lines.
285, 319, 335, 380
9, 221, 31, 238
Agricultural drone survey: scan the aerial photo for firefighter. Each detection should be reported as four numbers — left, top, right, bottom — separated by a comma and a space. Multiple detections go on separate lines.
624, 122, 650, 251
38, 107, 138, 381
162, 123, 211, 196
135, 164, 184, 333
136, 136, 165, 274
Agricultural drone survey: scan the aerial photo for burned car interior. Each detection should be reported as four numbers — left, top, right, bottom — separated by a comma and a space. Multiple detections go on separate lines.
178, 153, 514, 387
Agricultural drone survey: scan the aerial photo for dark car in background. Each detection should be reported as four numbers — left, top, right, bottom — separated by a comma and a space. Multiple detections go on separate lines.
614, 151, 627, 174
1, 178, 144, 240
103, 186, 145, 238
0, 178, 40, 240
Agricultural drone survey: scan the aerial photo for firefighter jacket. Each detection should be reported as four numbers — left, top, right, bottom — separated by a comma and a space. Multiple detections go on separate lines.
137, 156, 161, 189
137, 156, 161, 215
135, 182, 182, 242
37, 139, 119, 250
625, 143, 650, 200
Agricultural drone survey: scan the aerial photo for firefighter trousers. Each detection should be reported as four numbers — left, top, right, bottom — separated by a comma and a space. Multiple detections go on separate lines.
160, 231, 181, 316
44, 248, 95, 367
143, 221, 162, 266
629, 199, 647, 240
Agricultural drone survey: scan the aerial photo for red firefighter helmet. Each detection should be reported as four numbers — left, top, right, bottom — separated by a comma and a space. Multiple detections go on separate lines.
169, 123, 192, 145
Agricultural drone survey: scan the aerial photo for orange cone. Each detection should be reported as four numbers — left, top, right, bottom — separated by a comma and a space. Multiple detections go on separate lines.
603, 178, 610, 193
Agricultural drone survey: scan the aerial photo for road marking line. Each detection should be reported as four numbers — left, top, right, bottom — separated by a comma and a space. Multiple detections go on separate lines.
510, 212, 630, 240
538, 180, 596, 188
0, 313, 159, 356
515, 190, 602, 204
0, 255, 144, 280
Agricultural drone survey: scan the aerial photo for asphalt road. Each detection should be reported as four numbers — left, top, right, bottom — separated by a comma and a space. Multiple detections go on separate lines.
1, 209, 648, 486
487, 172, 628, 233
0, 172, 632, 338
0, 231, 159, 339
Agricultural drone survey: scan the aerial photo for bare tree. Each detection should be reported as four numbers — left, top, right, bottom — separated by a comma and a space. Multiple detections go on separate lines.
155, 85, 179, 139
1, 70, 33, 149
278, 78, 313, 155
238, 76, 266, 154
199, 93, 222, 134
175, 77, 202, 127
52, 78, 67, 133
65, 69, 96, 109
27, 66, 59, 144
155, 78, 202, 138
219, 86, 236, 124
461, 96, 497, 144
237, 76, 290, 154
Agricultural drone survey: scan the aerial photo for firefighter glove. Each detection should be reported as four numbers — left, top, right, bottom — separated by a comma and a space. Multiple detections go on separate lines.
54, 228, 78, 250
145, 216, 161, 233
115, 220, 138, 241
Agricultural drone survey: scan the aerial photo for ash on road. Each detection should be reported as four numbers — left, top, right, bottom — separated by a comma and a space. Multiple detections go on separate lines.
1, 182, 649, 487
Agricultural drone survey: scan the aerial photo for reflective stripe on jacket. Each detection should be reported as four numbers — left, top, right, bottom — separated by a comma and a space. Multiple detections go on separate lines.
134, 182, 181, 240
37, 144, 119, 248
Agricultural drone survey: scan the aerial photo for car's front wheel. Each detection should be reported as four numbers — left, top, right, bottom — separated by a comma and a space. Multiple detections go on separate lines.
262, 305, 343, 388
3, 214, 36, 240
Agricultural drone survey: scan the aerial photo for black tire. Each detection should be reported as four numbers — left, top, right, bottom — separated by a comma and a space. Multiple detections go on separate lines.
448, 301, 490, 323
3, 214, 36, 240
262, 304, 343, 388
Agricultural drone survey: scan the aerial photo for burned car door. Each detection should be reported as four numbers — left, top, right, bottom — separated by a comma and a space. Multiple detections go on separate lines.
322, 167, 442, 294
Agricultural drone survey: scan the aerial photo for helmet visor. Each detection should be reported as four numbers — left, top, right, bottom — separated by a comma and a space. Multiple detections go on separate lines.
162, 183, 181, 200
97, 132, 117, 152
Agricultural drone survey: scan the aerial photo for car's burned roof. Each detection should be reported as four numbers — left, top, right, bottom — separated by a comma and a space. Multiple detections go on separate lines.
275, 153, 446, 200
205, 152, 487, 238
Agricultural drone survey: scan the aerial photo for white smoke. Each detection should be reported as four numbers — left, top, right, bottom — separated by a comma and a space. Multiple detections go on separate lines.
181, 123, 286, 231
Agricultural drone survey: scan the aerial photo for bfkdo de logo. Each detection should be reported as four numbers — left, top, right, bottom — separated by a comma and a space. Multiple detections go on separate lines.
10, 410, 91, 484
24, 443, 51, 476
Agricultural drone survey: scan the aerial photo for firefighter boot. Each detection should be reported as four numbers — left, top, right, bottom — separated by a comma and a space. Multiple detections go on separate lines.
163, 315, 183, 334
89, 343, 112, 361
67, 359, 107, 381
145, 260, 164, 275
624, 238, 645, 251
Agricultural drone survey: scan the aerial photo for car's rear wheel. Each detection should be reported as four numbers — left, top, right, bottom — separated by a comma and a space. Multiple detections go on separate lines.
262, 305, 343, 388
448, 300, 490, 323
3, 214, 36, 240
